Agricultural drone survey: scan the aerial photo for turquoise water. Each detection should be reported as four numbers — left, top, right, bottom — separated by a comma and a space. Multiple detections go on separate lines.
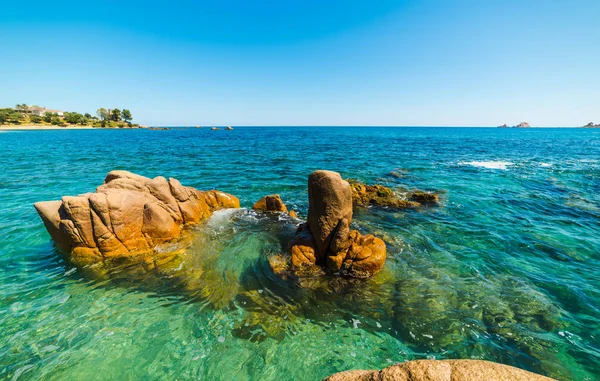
0, 127, 598, 380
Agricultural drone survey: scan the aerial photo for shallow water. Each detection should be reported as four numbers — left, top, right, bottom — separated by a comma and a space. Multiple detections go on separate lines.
0, 127, 598, 380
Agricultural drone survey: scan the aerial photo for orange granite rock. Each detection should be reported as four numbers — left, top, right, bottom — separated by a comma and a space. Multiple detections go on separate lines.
323, 359, 556, 381
34, 170, 239, 268
253, 194, 288, 213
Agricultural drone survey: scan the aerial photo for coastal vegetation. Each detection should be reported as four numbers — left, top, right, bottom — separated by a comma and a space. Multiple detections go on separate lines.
0, 104, 139, 128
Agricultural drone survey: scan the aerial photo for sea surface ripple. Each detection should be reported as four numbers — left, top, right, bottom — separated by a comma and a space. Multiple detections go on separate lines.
0, 127, 598, 380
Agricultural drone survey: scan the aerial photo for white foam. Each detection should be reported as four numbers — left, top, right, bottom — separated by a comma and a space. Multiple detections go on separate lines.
540, 163, 552, 167
206, 208, 240, 228
462, 161, 513, 170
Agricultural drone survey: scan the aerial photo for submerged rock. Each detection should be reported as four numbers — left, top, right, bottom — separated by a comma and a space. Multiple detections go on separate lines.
350, 180, 439, 208
34, 170, 240, 269
408, 190, 439, 204
323, 359, 556, 381
350, 181, 419, 208
273, 170, 387, 279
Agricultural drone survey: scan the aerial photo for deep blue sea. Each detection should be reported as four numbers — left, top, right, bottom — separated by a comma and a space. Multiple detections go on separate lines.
0, 127, 598, 380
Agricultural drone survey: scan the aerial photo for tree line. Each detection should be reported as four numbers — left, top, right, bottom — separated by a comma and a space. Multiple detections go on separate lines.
1, 104, 136, 128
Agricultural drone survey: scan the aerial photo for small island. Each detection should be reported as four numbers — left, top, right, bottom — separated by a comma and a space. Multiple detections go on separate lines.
0, 104, 140, 128
498, 122, 531, 128
582, 122, 600, 128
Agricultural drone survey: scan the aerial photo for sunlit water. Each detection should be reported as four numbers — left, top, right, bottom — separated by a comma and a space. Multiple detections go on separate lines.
0, 127, 598, 380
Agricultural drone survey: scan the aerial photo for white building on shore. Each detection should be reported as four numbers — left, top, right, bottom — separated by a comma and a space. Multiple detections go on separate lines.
28, 106, 64, 116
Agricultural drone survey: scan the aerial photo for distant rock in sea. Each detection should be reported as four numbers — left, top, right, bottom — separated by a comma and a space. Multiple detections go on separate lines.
211, 127, 219, 130
148, 127, 171, 130
498, 124, 509, 128
514, 122, 531, 128
583, 122, 600, 128
225, 126, 234, 130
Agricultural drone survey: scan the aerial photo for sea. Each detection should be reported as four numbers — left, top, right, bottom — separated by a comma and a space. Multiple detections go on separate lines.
0, 127, 598, 380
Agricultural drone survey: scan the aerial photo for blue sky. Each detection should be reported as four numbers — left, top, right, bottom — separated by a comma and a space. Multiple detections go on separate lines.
1, 0, 598, 126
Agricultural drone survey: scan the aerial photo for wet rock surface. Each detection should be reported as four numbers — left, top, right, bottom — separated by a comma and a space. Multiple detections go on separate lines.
273, 170, 387, 278
34, 170, 240, 271
350, 180, 439, 208
323, 360, 556, 381
253, 194, 288, 213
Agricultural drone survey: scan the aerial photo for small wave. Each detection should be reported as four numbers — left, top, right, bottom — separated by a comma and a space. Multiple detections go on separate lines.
461, 161, 514, 170
540, 163, 552, 167
206, 208, 240, 229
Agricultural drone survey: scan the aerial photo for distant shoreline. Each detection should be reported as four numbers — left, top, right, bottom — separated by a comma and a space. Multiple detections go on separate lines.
1, 125, 599, 130
0, 125, 141, 130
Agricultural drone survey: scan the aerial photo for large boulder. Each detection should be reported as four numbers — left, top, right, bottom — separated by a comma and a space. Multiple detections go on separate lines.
276, 170, 387, 279
34, 170, 240, 269
323, 360, 556, 381
308, 170, 353, 256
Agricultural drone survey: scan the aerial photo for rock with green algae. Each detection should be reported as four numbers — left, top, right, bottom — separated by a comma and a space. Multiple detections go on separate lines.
348, 179, 439, 208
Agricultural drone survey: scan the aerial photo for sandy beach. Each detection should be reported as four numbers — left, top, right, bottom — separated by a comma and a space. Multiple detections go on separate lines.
0, 125, 97, 130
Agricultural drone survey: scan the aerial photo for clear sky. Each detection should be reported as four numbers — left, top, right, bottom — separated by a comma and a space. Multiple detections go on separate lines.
1, 0, 598, 126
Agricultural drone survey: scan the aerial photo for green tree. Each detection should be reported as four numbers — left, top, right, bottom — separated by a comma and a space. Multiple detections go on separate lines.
30, 115, 43, 123
16, 104, 28, 113
96, 108, 109, 121
121, 109, 132, 123
84, 113, 92, 119
50, 116, 66, 126
43, 112, 54, 123
0, 108, 14, 124
110, 108, 121, 122
7, 111, 25, 124
64, 112, 85, 124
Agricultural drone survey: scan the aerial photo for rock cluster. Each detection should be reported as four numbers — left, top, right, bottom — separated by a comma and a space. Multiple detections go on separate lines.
323, 359, 556, 381
34, 170, 239, 269
350, 181, 439, 208
273, 170, 387, 278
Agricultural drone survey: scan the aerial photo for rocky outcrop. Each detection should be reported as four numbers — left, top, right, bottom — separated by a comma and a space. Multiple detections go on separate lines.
34, 170, 240, 269
350, 181, 438, 208
323, 360, 556, 381
351, 181, 419, 208
225, 126, 234, 130
271, 170, 387, 279
253, 194, 288, 213
308, 170, 354, 256
583, 122, 600, 128
515, 122, 531, 128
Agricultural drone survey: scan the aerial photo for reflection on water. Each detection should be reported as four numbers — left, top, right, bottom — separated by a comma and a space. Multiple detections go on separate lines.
0, 127, 599, 380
